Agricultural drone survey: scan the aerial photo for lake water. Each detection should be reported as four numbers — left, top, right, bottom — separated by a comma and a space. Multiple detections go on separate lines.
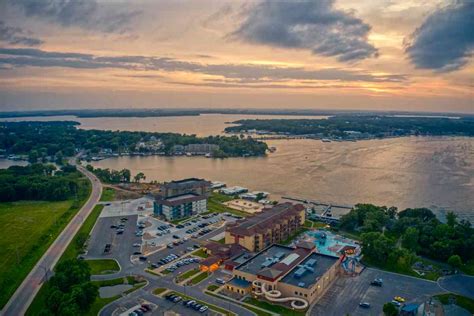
0, 114, 326, 136
2, 114, 473, 220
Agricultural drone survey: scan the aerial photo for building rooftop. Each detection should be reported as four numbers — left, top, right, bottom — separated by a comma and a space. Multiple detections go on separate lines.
156, 192, 205, 206
163, 178, 211, 188
227, 202, 305, 236
235, 244, 311, 280
280, 253, 338, 289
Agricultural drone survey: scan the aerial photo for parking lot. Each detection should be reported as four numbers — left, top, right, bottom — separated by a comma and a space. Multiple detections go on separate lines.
310, 268, 444, 316
86, 214, 141, 269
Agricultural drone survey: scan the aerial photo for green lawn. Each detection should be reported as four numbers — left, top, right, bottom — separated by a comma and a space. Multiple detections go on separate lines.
435, 294, 474, 313
362, 257, 441, 281
0, 178, 91, 308
460, 259, 474, 276
26, 205, 104, 316
100, 187, 117, 201
86, 259, 120, 275
189, 271, 209, 285
192, 248, 209, 258
207, 285, 219, 291
244, 297, 306, 316
152, 288, 167, 296
205, 291, 272, 316
167, 291, 236, 316
176, 268, 200, 282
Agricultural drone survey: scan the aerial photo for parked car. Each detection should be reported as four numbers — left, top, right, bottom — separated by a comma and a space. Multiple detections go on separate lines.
167, 243, 174, 249
394, 296, 405, 303
139, 256, 148, 261
359, 302, 371, 308
199, 306, 208, 313
216, 278, 226, 284
391, 300, 402, 307
370, 278, 383, 287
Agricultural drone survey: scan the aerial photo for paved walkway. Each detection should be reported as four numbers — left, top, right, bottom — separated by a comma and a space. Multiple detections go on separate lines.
2, 163, 102, 316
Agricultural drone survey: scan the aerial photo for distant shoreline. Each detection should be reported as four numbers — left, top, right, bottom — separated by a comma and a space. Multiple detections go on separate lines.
1, 108, 473, 119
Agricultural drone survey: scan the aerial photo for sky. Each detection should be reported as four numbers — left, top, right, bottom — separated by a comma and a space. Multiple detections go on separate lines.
0, 0, 473, 113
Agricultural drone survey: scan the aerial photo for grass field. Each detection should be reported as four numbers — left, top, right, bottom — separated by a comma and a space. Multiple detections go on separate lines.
0, 178, 91, 308
207, 285, 219, 291
100, 187, 117, 201
26, 205, 104, 316
86, 259, 120, 275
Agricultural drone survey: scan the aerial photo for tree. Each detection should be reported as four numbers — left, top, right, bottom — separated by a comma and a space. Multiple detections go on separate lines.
383, 302, 398, 316
134, 172, 146, 183
402, 227, 420, 252
446, 211, 457, 227
447, 255, 462, 268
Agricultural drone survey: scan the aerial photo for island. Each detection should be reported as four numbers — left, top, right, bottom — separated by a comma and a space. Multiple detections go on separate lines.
224, 115, 474, 140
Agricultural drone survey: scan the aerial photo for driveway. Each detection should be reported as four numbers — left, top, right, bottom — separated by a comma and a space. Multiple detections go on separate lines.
310, 268, 445, 316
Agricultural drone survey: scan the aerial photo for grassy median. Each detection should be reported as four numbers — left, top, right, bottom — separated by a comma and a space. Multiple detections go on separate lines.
86, 259, 120, 275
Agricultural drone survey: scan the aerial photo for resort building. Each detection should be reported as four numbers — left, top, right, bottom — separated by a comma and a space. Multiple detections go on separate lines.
154, 193, 207, 221
226, 242, 340, 306
158, 178, 211, 198
154, 178, 211, 221
225, 203, 306, 252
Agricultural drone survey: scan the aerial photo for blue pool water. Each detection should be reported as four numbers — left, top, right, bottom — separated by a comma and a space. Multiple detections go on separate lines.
307, 230, 359, 258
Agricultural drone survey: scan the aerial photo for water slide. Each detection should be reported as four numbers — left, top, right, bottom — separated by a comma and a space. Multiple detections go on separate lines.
252, 280, 309, 310
341, 255, 360, 273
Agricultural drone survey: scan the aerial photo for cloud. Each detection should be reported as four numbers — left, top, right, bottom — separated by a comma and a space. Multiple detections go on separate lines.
231, 0, 378, 62
405, 1, 474, 72
0, 47, 406, 83
0, 21, 44, 46
6, 0, 140, 33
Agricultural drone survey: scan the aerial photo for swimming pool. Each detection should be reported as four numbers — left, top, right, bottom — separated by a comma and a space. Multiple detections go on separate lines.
307, 230, 359, 258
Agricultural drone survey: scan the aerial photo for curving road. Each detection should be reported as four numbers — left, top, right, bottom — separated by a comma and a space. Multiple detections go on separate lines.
2, 162, 102, 316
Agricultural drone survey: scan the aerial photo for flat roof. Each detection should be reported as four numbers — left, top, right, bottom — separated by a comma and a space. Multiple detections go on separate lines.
280, 253, 338, 289
235, 244, 311, 279
166, 193, 200, 202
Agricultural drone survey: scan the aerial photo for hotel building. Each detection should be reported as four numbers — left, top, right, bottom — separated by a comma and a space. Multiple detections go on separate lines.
225, 202, 306, 252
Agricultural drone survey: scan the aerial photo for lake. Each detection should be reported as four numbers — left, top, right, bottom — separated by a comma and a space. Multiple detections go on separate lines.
2, 114, 473, 220
0, 113, 326, 136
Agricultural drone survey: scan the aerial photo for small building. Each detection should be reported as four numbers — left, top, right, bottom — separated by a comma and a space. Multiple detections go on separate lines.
200, 242, 247, 272
211, 181, 226, 189
154, 193, 207, 221
220, 186, 248, 195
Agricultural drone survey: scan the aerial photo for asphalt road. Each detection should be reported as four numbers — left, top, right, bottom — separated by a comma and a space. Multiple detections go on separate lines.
2, 163, 102, 316
309, 267, 445, 316
438, 274, 474, 299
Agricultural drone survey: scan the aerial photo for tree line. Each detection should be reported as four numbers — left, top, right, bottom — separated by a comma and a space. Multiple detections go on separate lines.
0, 164, 82, 202
339, 204, 474, 272
225, 115, 474, 138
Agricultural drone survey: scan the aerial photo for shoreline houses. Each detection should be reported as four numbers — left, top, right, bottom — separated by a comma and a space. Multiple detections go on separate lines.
153, 178, 211, 221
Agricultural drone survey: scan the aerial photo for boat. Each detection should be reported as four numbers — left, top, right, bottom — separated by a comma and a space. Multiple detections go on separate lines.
205, 153, 212, 158
321, 139, 331, 143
